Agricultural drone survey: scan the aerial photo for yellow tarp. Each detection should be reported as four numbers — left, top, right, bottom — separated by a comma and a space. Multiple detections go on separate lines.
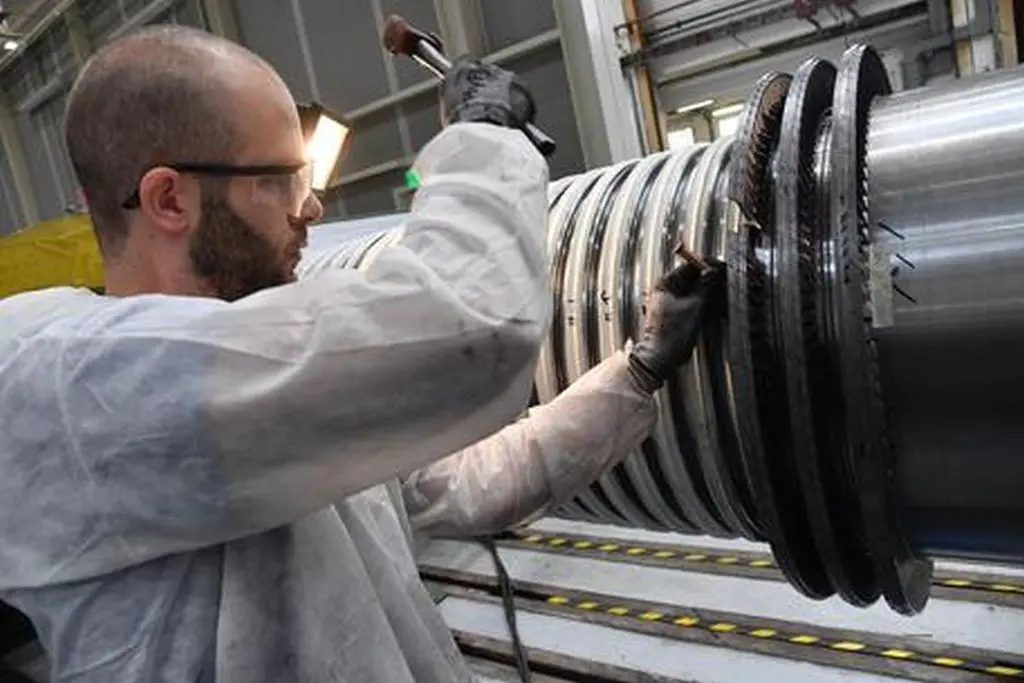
0, 214, 104, 298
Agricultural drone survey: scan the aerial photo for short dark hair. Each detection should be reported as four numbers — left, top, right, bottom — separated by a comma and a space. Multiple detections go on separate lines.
64, 26, 252, 253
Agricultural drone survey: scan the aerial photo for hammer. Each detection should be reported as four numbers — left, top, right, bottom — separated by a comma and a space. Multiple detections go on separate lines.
382, 14, 557, 158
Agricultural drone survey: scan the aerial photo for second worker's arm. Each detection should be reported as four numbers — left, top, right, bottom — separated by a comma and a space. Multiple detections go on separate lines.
403, 257, 726, 537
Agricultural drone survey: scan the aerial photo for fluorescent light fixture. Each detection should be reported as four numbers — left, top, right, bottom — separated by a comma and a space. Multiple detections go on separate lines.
2, 39, 17, 52
297, 102, 351, 192
712, 103, 745, 118
674, 99, 714, 115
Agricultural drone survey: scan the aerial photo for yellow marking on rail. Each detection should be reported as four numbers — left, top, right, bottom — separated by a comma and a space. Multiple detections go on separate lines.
750, 629, 777, 638
987, 665, 1024, 676
933, 657, 965, 667
991, 584, 1022, 592
523, 536, 1023, 605
791, 635, 820, 645
514, 530, 1023, 682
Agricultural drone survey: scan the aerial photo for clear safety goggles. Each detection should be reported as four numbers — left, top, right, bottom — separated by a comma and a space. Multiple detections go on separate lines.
122, 162, 315, 216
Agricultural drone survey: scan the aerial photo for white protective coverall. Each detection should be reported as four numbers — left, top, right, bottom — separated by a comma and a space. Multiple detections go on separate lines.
0, 122, 657, 682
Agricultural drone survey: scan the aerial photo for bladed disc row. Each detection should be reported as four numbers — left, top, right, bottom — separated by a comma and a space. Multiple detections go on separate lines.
539, 141, 766, 540
535, 44, 930, 614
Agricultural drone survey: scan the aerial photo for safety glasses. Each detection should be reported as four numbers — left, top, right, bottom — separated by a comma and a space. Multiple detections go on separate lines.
121, 162, 315, 216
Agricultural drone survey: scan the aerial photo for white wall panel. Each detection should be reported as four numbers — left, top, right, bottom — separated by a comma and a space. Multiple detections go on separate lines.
170, 0, 206, 28
479, 0, 557, 51
232, 1, 314, 102
13, 111, 61, 219
0, 151, 24, 235
81, 0, 128, 45
299, 0, 390, 109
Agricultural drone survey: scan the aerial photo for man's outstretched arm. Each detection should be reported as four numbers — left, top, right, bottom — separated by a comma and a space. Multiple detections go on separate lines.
0, 119, 549, 589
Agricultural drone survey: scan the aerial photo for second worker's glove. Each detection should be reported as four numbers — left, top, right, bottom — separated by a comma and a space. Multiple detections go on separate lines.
441, 56, 536, 129
627, 256, 726, 395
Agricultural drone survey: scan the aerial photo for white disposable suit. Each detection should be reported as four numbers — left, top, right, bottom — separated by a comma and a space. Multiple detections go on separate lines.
0, 122, 658, 682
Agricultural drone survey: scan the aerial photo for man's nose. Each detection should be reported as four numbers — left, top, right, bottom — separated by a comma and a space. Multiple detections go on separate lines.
301, 193, 324, 223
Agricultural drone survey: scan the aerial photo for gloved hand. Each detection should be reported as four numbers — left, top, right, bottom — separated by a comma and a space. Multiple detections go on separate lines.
441, 56, 536, 129
627, 255, 726, 394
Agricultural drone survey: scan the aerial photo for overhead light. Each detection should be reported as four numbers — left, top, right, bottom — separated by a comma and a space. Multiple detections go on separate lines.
712, 103, 745, 118
674, 99, 715, 115
2, 39, 17, 52
297, 102, 351, 192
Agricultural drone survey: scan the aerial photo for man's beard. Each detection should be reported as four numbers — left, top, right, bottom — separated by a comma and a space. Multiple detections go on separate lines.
188, 193, 302, 302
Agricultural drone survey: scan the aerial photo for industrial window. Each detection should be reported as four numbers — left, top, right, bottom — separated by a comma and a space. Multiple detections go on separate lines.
666, 127, 695, 150
711, 103, 744, 140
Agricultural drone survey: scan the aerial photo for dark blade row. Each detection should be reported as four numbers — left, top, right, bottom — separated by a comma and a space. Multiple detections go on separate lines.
540, 45, 931, 615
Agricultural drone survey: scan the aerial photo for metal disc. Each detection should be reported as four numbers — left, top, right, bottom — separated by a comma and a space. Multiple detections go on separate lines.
729, 71, 793, 230
637, 146, 736, 536
776, 56, 879, 605
727, 65, 833, 599
351, 231, 393, 270
708, 147, 765, 540
549, 176, 575, 207
832, 43, 932, 615
536, 170, 604, 405
545, 171, 609, 525
561, 160, 641, 523
601, 153, 699, 532
572, 148, 710, 532
592, 153, 680, 530
679, 135, 761, 538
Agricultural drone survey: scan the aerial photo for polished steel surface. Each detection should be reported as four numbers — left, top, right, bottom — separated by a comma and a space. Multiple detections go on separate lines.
299, 55, 1024, 607
869, 66, 1024, 563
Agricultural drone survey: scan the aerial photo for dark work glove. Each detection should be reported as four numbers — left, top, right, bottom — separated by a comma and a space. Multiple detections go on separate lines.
627, 257, 726, 394
441, 56, 536, 129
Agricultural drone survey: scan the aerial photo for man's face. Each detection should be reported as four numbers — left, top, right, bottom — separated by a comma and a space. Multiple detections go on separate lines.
186, 74, 323, 301
187, 184, 310, 302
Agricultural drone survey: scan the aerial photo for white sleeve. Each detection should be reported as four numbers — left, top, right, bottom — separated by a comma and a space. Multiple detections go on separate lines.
402, 351, 657, 538
0, 123, 551, 584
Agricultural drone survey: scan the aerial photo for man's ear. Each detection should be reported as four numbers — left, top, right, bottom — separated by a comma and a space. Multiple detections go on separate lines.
137, 167, 200, 237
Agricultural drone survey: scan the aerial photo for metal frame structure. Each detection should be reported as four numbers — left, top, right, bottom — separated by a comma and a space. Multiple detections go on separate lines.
552, 0, 646, 166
